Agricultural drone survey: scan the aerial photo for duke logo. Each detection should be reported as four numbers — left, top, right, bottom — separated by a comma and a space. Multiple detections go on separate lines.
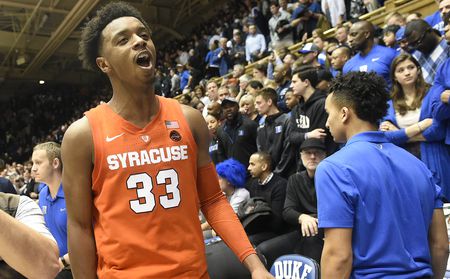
272, 260, 312, 279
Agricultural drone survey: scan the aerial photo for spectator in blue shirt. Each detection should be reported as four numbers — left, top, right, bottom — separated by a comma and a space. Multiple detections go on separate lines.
330, 46, 351, 77
290, 0, 322, 39
424, 0, 450, 35
381, 53, 450, 201
0, 159, 17, 194
343, 21, 397, 88
176, 64, 191, 90
32, 142, 72, 278
317, 71, 448, 278
383, 24, 401, 55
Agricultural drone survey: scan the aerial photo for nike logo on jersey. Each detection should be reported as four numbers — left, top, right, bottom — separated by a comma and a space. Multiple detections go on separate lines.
372, 57, 380, 62
106, 133, 125, 142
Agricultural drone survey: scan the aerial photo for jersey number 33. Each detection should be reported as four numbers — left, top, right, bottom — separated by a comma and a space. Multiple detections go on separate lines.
127, 169, 181, 214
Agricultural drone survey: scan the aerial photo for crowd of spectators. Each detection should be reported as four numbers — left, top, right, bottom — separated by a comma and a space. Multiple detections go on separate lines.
1, 0, 450, 276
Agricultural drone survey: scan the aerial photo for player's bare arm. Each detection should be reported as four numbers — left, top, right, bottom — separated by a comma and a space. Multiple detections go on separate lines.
61, 116, 97, 279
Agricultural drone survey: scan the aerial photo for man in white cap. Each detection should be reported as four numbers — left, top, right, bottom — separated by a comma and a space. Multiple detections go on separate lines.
298, 43, 321, 68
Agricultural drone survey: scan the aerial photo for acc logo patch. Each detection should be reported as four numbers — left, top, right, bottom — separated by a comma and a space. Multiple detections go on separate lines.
170, 130, 182, 142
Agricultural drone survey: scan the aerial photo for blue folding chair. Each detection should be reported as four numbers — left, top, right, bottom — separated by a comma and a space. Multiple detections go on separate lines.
270, 254, 320, 279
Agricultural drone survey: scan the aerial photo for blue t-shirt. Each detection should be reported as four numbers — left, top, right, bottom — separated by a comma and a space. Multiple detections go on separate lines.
179, 70, 190, 90
316, 131, 442, 279
425, 11, 444, 35
39, 183, 68, 256
343, 45, 397, 88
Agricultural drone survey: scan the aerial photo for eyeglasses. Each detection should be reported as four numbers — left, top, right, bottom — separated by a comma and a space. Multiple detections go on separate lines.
301, 150, 325, 157
408, 28, 430, 49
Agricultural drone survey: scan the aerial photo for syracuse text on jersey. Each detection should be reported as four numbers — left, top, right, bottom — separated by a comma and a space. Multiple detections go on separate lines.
106, 145, 189, 170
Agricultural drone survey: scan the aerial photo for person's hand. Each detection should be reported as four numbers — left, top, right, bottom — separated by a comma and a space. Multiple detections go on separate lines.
301, 32, 308, 43
240, 107, 249, 114
299, 214, 318, 237
30, 192, 38, 199
441, 90, 450, 103
380, 121, 398, 131
307, 128, 326, 139
251, 268, 275, 279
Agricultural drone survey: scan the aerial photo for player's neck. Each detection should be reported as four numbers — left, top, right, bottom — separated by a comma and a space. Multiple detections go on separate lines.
345, 120, 378, 140
108, 84, 159, 128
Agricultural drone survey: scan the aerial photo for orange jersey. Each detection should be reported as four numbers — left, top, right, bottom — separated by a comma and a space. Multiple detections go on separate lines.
85, 96, 209, 278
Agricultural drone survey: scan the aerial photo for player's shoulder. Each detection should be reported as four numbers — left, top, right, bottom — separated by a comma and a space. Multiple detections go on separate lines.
62, 116, 93, 154
64, 116, 91, 141
180, 104, 205, 126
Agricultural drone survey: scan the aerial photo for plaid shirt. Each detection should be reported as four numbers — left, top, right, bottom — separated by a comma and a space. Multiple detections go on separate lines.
413, 39, 450, 84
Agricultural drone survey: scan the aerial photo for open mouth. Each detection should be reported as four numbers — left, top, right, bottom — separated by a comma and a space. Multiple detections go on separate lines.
135, 51, 151, 68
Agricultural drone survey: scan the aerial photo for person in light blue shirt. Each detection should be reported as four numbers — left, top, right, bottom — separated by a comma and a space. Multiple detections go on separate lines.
317, 71, 448, 278
343, 21, 397, 88
245, 24, 266, 63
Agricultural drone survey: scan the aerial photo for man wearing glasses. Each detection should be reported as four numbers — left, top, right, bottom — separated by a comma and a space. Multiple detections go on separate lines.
405, 19, 450, 84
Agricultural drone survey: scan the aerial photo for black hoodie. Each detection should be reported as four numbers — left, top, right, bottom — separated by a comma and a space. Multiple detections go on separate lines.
257, 112, 296, 178
289, 90, 338, 156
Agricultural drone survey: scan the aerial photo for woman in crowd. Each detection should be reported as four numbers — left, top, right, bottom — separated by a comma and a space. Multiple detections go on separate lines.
239, 94, 261, 123
201, 159, 249, 237
252, 63, 269, 87
381, 53, 450, 200
205, 113, 226, 165
215, 159, 250, 212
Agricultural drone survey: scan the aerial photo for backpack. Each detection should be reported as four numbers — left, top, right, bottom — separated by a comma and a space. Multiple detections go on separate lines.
237, 197, 273, 235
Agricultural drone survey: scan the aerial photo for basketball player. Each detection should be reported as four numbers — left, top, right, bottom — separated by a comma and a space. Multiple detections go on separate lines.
61, 2, 272, 278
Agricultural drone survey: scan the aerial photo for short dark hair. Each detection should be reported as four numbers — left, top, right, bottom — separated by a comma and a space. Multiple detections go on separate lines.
329, 72, 389, 125
292, 67, 319, 88
79, 1, 151, 71
269, 0, 279, 7
253, 151, 272, 171
0, 159, 5, 172
257, 87, 278, 107
247, 80, 264, 90
253, 63, 267, 75
383, 24, 401, 35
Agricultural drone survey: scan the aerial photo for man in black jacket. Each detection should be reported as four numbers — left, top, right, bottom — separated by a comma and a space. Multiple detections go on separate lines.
216, 97, 258, 168
247, 151, 288, 245
289, 67, 338, 158
255, 88, 296, 178
256, 139, 327, 266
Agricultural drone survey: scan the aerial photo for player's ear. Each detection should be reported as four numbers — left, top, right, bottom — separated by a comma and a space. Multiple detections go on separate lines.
341, 106, 350, 123
96, 57, 110, 73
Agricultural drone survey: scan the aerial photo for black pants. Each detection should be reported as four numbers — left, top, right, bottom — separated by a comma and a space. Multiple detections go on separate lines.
256, 230, 324, 268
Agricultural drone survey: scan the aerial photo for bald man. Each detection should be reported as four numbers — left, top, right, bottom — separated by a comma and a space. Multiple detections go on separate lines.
343, 21, 397, 87
273, 64, 292, 112
330, 46, 351, 77
405, 19, 450, 84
